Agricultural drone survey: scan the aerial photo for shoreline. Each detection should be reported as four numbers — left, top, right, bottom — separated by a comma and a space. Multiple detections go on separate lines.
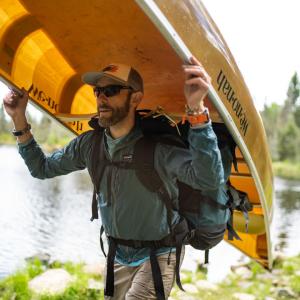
2, 142, 299, 181
0, 253, 299, 300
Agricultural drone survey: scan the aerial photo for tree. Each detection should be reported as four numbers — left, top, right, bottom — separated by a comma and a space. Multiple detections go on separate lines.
277, 122, 299, 161
34, 114, 51, 143
0, 104, 7, 133
280, 72, 300, 122
260, 102, 281, 159
294, 105, 300, 128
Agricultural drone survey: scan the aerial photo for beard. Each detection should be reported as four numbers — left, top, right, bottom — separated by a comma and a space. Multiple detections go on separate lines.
98, 94, 131, 128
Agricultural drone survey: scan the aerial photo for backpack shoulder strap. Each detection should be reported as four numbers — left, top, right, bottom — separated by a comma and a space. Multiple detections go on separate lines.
133, 136, 174, 229
90, 129, 107, 221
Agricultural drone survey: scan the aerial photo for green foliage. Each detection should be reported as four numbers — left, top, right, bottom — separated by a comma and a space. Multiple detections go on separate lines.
261, 72, 300, 163
0, 271, 32, 300
273, 161, 300, 180
281, 72, 300, 122
294, 104, 300, 128
26, 259, 45, 278
287, 72, 300, 105
35, 115, 52, 144
0, 260, 104, 300
277, 122, 299, 161
291, 274, 300, 293
0, 133, 15, 144
260, 102, 281, 159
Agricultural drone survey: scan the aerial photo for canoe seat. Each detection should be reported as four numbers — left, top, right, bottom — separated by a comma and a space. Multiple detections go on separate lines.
233, 211, 265, 235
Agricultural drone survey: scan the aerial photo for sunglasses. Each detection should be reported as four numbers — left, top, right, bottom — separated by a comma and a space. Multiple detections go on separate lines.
93, 85, 132, 98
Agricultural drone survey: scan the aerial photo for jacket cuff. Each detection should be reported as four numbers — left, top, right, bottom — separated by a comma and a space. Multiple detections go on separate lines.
190, 120, 212, 130
18, 137, 35, 148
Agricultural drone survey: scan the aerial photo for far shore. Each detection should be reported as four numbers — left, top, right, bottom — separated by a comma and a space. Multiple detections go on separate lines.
1, 136, 300, 181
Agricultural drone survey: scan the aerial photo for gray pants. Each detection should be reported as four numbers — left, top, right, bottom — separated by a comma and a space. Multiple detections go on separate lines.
104, 248, 184, 300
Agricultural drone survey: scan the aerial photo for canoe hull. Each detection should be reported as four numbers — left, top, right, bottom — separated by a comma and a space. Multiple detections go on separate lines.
0, 0, 273, 268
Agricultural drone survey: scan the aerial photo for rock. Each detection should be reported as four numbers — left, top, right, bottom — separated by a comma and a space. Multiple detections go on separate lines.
238, 281, 253, 289
256, 272, 274, 281
231, 263, 250, 272
233, 292, 256, 300
87, 278, 103, 290
274, 287, 297, 298
26, 253, 51, 265
271, 269, 283, 276
234, 267, 252, 279
29, 268, 74, 295
83, 263, 104, 276
182, 283, 198, 294
272, 276, 290, 287
195, 280, 218, 290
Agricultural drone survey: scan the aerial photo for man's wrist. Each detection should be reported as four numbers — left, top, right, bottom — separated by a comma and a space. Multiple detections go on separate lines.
185, 104, 205, 115
182, 107, 210, 126
12, 123, 31, 136
12, 114, 28, 130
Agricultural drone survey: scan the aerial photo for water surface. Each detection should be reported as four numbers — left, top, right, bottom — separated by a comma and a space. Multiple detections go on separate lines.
0, 146, 299, 282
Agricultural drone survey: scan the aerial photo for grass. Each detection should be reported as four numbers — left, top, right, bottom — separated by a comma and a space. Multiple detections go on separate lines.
0, 260, 104, 300
273, 160, 300, 180
0, 133, 15, 145
1, 253, 300, 299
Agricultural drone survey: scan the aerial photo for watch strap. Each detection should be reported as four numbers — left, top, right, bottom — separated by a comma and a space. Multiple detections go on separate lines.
12, 123, 31, 136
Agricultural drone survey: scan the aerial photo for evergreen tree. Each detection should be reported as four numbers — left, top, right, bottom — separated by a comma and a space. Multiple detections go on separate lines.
280, 72, 300, 122
294, 105, 300, 128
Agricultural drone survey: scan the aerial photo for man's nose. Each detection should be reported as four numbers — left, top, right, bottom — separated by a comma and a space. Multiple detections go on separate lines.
96, 94, 108, 105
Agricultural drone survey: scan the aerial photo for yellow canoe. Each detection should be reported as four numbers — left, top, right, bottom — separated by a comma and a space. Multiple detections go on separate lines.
0, 0, 273, 269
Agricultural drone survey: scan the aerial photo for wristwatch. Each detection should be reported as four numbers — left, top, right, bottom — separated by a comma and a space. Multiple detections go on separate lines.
12, 123, 31, 136
182, 108, 210, 125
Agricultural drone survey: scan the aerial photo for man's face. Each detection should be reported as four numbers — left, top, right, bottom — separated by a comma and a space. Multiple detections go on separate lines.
95, 84, 132, 128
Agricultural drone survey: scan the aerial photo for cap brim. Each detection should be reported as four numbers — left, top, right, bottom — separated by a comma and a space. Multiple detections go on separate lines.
82, 72, 127, 86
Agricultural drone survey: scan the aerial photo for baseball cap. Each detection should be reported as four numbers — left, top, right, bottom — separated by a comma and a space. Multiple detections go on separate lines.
82, 63, 143, 93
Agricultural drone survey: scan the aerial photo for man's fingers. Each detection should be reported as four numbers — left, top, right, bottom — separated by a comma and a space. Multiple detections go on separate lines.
189, 56, 202, 67
186, 77, 210, 88
184, 67, 210, 78
3, 87, 28, 109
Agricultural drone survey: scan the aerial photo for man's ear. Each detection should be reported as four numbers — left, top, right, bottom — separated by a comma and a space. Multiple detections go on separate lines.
130, 91, 143, 108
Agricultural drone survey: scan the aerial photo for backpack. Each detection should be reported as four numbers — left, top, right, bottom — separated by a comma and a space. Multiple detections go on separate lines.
87, 110, 252, 300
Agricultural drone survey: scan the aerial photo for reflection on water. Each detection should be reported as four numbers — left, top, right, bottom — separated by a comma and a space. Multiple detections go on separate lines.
0, 146, 300, 282
0, 146, 102, 279
274, 178, 300, 253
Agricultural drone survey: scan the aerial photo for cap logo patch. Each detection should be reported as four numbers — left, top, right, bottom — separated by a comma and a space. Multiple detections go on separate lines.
102, 65, 119, 73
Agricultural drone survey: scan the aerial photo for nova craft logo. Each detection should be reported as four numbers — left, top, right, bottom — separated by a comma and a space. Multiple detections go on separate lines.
28, 83, 83, 132
217, 70, 249, 136
28, 83, 58, 112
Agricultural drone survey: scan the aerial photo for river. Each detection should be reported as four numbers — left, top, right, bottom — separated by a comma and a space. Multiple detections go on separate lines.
0, 145, 299, 282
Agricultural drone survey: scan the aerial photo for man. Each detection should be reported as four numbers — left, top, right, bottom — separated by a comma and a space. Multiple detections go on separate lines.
3, 56, 224, 300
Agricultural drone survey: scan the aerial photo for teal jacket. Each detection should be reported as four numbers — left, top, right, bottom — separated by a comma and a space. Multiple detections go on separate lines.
18, 121, 225, 265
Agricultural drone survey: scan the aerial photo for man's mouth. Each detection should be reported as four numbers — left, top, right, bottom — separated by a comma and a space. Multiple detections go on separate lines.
98, 107, 112, 112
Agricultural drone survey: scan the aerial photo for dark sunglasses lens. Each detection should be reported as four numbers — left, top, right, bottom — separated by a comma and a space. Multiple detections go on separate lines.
93, 87, 102, 97
94, 85, 123, 97
104, 85, 122, 97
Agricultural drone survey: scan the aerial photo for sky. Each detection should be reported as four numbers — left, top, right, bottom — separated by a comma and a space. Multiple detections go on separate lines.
202, 0, 300, 109
1, 0, 300, 113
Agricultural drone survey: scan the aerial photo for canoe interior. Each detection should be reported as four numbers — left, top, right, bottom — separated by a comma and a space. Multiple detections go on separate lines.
0, 0, 273, 268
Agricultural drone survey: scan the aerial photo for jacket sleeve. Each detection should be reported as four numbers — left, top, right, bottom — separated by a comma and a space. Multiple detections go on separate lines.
18, 131, 93, 179
155, 122, 224, 190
